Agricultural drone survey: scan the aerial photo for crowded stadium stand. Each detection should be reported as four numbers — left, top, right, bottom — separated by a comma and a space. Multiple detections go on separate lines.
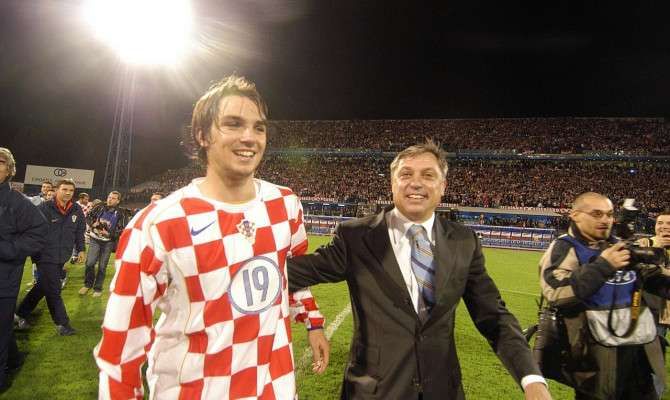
125, 117, 669, 249
268, 117, 669, 154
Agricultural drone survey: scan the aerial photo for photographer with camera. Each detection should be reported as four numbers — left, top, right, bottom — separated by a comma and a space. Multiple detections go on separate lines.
539, 192, 670, 400
78, 191, 129, 297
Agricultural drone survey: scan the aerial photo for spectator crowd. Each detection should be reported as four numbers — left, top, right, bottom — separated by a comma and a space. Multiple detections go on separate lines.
268, 117, 669, 155
133, 155, 668, 213
126, 117, 669, 214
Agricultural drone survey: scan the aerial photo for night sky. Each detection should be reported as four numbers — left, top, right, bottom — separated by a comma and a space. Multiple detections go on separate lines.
1, 0, 669, 185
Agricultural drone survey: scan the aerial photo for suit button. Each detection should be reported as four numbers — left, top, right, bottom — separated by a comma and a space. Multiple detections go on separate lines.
411, 378, 423, 393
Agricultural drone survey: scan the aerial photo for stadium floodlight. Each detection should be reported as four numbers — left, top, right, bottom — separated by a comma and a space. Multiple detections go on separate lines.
83, 0, 194, 66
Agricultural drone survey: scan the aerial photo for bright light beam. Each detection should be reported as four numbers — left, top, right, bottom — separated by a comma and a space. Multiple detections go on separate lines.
83, 0, 194, 66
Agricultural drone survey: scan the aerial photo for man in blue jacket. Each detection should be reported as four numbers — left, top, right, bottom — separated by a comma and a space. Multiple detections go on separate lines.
0, 148, 47, 391
15, 179, 85, 336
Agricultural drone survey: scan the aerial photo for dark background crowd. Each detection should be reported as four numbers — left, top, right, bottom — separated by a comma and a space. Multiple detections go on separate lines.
123, 117, 669, 232
267, 117, 669, 154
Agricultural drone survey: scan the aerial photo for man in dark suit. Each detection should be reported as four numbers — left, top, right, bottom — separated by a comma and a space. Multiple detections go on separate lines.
288, 141, 551, 400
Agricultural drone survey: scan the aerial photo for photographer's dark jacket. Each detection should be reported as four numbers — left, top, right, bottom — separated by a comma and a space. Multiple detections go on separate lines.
86, 203, 129, 243
539, 225, 670, 397
0, 180, 47, 297
34, 199, 86, 265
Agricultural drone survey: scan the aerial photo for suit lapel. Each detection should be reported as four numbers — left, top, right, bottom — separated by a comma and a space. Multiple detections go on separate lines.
362, 209, 417, 317
430, 216, 457, 311
362, 210, 406, 291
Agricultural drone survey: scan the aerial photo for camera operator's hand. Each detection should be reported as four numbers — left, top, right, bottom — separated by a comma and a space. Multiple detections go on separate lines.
601, 242, 630, 269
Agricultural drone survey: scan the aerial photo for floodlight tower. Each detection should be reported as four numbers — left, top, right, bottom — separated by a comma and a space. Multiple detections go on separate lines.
83, 0, 194, 195
103, 67, 137, 194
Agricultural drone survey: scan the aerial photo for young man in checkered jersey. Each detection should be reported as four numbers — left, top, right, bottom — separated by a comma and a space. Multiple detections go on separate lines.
94, 75, 330, 399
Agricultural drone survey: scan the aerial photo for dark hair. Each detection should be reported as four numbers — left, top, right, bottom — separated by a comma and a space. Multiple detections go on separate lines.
183, 74, 268, 166
109, 190, 122, 201
78, 193, 89, 199
54, 179, 75, 189
390, 139, 448, 178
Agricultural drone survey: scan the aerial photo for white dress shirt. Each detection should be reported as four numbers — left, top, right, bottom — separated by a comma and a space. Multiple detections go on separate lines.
385, 208, 546, 391
386, 207, 435, 314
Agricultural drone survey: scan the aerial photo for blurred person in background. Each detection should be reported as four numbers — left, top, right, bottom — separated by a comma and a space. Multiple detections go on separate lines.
15, 179, 85, 336
150, 192, 163, 203
28, 181, 52, 206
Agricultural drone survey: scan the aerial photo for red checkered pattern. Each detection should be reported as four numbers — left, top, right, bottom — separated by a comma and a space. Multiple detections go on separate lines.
94, 179, 324, 399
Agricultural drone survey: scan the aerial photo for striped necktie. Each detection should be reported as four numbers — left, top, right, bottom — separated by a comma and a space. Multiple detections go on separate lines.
408, 224, 436, 319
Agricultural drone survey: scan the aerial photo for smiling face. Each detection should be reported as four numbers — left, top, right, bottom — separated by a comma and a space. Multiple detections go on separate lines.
656, 214, 670, 239
391, 152, 446, 223
201, 95, 267, 184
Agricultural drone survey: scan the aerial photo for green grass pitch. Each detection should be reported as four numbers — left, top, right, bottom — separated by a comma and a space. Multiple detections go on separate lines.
4, 236, 668, 399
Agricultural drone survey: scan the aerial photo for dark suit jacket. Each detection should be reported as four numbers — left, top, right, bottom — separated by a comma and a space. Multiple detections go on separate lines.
288, 208, 540, 400
34, 200, 86, 265
0, 181, 47, 298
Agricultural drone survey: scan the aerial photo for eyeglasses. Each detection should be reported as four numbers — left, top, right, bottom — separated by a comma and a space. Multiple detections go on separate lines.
576, 209, 615, 219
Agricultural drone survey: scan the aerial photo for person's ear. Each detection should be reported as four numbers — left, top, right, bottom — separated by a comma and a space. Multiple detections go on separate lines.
569, 210, 579, 222
196, 129, 209, 148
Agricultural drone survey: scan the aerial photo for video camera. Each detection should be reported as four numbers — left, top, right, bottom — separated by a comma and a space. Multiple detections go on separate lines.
613, 199, 668, 271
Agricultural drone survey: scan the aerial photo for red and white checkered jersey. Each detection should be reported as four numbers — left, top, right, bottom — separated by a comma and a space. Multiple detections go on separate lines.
77, 200, 92, 216
94, 178, 325, 400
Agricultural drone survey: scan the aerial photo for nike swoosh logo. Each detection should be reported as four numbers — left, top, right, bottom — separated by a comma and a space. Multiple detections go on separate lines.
190, 221, 216, 236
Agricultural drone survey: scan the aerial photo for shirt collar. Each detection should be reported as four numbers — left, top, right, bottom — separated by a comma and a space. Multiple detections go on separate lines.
389, 207, 435, 243
56, 199, 73, 215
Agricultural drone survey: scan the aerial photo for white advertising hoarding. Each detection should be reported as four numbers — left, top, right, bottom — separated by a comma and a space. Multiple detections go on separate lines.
24, 164, 95, 189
